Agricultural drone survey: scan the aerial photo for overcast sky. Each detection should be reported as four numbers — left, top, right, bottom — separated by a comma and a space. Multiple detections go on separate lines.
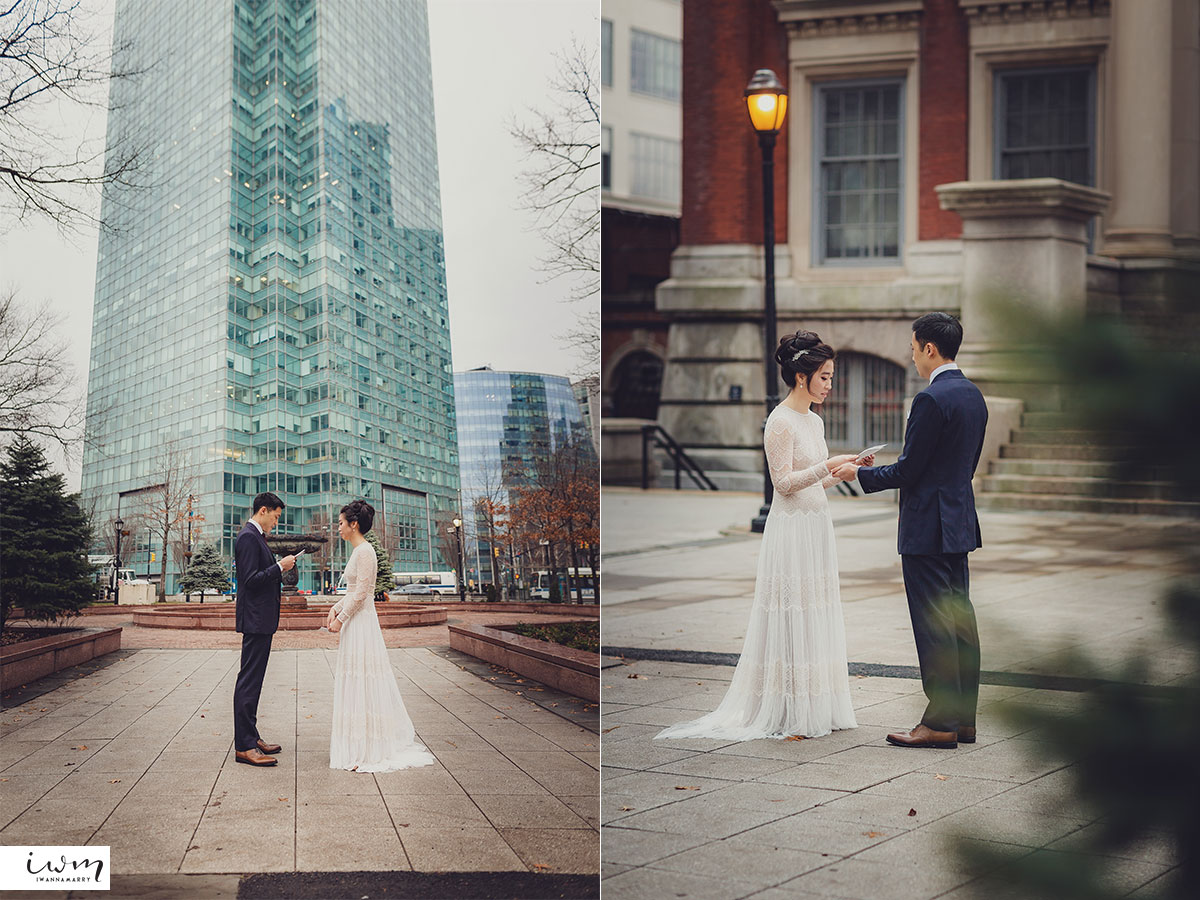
0, 0, 598, 491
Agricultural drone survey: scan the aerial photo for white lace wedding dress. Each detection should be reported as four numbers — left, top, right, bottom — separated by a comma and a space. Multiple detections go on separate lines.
656, 406, 858, 741
329, 541, 435, 772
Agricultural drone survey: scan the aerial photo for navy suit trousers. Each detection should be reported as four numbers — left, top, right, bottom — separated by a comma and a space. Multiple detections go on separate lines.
902, 553, 980, 732
233, 633, 273, 751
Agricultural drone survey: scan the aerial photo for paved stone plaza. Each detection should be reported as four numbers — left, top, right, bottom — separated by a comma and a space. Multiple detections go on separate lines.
1, 631, 599, 897
600, 487, 1196, 900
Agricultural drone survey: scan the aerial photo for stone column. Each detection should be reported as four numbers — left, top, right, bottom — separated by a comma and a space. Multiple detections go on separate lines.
936, 178, 1110, 410
1101, 0, 1175, 257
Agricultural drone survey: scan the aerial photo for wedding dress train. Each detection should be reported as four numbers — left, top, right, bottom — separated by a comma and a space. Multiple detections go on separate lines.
656, 406, 857, 741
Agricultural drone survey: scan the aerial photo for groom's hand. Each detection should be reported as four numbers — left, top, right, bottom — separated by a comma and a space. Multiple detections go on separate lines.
833, 463, 859, 482
279, 554, 297, 572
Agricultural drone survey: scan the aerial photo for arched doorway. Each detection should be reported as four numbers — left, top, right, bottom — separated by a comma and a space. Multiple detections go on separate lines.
821, 352, 906, 449
610, 350, 664, 420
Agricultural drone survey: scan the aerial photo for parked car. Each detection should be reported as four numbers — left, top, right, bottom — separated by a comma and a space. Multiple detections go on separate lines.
394, 584, 434, 596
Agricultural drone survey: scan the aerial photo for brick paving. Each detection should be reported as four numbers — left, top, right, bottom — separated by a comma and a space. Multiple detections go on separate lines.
1, 605, 599, 895
600, 488, 1195, 900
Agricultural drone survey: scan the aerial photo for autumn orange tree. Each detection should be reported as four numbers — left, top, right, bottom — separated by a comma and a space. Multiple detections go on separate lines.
510, 434, 598, 602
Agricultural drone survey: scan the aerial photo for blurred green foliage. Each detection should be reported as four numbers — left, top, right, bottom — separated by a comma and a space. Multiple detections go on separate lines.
956, 309, 1199, 898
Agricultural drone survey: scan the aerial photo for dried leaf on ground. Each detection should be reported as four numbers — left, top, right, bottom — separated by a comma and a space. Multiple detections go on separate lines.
674, 785, 700, 791
786, 735, 805, 742
934, 774, 948, 781
601, 725, 621, 734
863, 831, 885, 838
908, 808, 917, 816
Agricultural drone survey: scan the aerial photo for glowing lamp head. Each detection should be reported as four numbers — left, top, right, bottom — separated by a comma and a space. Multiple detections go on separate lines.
744, 68, 788, 134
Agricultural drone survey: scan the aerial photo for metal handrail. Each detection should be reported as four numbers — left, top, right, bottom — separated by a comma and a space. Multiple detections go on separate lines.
640, 424, 719, 491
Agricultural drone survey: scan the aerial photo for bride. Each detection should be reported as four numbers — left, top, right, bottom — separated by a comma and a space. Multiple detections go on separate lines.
326, 499, 435, 771
656, 332, 862, 741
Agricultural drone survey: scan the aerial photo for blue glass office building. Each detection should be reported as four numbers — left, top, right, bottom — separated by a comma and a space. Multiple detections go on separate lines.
454, 368, 595, 588
82, 0, 458, 590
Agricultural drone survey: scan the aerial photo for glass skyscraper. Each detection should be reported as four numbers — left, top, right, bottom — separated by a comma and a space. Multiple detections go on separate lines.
82, 0, 458, 591
454, 368, 595, 589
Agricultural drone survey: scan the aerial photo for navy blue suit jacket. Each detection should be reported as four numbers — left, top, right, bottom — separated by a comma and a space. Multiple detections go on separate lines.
234, 522, 281, 634
857, 369, 988, 555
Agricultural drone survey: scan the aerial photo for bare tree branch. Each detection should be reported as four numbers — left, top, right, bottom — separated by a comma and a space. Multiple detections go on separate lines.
511, 35, 599, 377
0, 287, 85, 457
128, 439, 200, 601
0, 0, 148, 233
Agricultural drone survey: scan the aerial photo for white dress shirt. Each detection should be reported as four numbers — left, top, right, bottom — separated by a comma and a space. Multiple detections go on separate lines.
247, 518, 280, 573
929, 362, 960, 384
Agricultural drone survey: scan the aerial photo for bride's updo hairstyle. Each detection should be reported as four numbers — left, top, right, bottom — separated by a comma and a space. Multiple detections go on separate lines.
775, 331, 835, 391
340, 499, 375, 535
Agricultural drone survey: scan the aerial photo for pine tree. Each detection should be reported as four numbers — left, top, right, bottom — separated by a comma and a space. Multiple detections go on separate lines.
178, 543, 230, 596
0, 437, 94, 631
364, 530, 394, 599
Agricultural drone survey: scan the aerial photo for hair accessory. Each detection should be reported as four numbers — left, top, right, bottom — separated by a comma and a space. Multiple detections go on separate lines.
791, 349, 809, 362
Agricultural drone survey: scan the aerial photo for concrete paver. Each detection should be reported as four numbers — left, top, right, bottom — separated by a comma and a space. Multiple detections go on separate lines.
1, 635, 599, 892
600, 487, 1197, 899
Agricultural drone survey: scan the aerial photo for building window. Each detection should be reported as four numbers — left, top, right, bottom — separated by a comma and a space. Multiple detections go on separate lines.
601, 127, 612, 190
815, 80, 903, 264
630, 132, 680, 204
601, 19, 613, 88
611, 350, 663, 420
630, 29, 680, 101
995, 66, 1094, 185
820, 352, 906, 449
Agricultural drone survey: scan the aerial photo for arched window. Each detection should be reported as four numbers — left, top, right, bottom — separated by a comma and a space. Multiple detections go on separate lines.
611, 350, 664, 420
822, 352, 906, 449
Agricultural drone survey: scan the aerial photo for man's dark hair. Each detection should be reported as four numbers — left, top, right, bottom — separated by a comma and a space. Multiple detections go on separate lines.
912, 312, 963, 360
252, 492, 285, 515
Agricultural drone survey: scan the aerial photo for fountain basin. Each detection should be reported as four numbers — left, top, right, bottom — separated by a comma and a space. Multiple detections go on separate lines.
132, 602, 446, 630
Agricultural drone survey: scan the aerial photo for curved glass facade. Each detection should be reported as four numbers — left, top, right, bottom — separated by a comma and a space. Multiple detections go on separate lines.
453, 368, 595, 589
82, 0, 458, 592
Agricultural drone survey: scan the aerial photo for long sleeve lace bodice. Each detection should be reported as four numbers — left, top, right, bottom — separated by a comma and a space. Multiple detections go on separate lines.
332, 542, 376, 623
765, 406, 834, 513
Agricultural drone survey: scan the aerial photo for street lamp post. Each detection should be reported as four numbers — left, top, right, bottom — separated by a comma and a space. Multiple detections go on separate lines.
449, 518, 466, 603
185, 494, 194, 603
113, 517, 124, 606
744, 69, 789, 533
539, 538, 553, 601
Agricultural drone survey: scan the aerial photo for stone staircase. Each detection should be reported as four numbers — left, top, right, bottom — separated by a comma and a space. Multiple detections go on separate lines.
978, 411, 1200, 517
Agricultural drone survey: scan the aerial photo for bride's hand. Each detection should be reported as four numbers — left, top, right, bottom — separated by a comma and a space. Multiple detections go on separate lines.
329, 618, 342, 634
826, 454, 857, 471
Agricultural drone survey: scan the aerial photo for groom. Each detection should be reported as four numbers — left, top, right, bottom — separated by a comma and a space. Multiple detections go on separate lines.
233, 492, 297, 767
837, 312, 988, 750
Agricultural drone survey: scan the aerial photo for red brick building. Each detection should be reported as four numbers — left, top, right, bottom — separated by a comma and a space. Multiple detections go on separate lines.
641, 0, 1198, 503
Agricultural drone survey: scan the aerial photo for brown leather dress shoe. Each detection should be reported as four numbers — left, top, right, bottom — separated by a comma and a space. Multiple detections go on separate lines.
257, 739, 282, 754
235, 748, 278, 766
886, 724, 958, 749
958, 726, 976, 744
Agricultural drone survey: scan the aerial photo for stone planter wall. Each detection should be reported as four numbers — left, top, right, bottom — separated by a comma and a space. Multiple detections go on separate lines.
448, 622, 600, 702
1, 627, 123, 692
403, 601, 600, 618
